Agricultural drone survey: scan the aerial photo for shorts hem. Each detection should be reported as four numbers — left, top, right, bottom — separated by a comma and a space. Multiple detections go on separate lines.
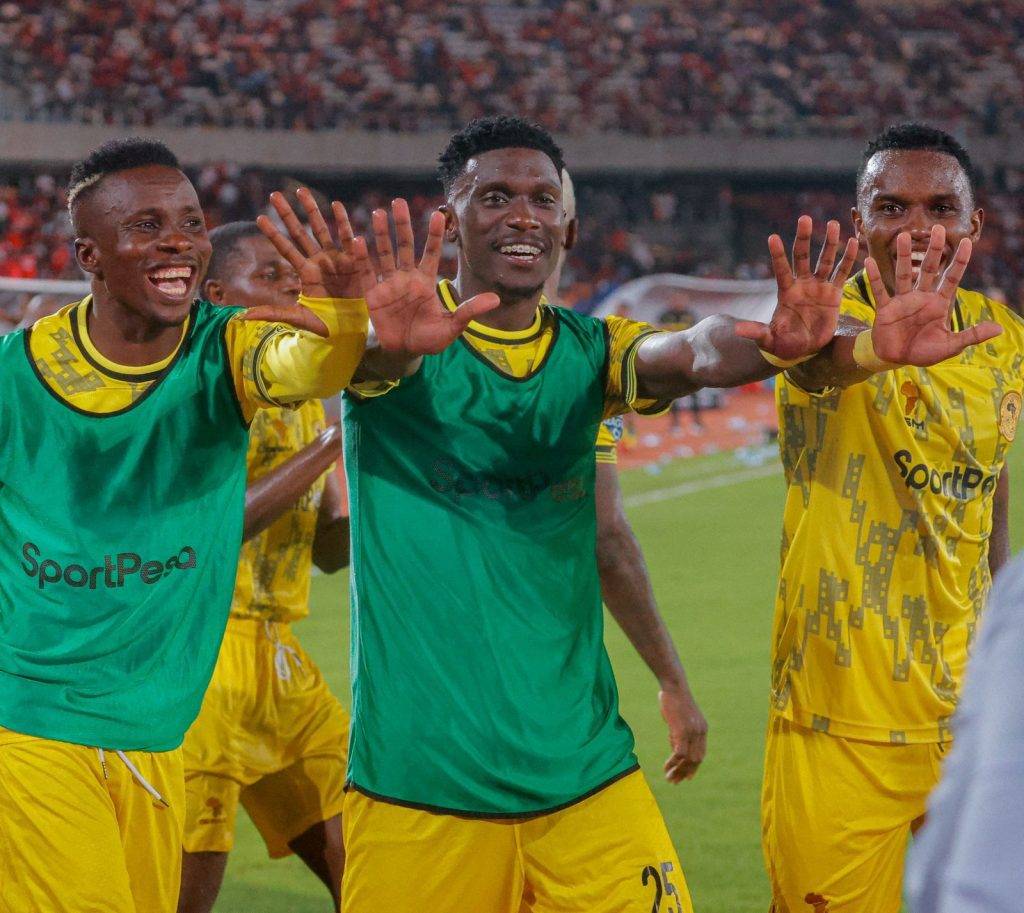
346, 762, 641, 821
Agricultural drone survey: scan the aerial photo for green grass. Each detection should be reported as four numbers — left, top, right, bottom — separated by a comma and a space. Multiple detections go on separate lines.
213, 445, 1024, 912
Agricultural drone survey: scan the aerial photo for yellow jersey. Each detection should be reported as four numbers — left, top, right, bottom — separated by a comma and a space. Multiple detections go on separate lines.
773, 273, 1024, 744
27, 297, 322, 421
230, 400, 330, 623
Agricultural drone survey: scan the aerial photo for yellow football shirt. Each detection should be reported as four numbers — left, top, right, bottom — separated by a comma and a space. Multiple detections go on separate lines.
773, 272, 1024, 744
230, 400, 329, 623
26, 297, 363, 420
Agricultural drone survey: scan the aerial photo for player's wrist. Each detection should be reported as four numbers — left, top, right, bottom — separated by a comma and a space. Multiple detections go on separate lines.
758, 348, 816, 370
854, 329, 899, 373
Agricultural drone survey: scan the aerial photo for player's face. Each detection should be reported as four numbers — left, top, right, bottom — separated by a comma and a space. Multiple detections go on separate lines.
207, 235, 300, 310
75, 165, 211, 327
447, 148, 563, 298
853, 150, 983, 296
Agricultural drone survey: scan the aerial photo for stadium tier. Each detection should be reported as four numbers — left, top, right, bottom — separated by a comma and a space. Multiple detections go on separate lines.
2, 0, 1023, 137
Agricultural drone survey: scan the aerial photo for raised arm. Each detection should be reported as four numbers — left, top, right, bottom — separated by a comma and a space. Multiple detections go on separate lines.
787, 225, 1001, 391
353, 199, 500, 384
634, 217, 858, 400
228, 189, 375, 411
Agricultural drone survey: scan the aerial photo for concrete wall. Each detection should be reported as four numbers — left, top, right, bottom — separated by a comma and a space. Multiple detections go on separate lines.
2, 121, 1022, 176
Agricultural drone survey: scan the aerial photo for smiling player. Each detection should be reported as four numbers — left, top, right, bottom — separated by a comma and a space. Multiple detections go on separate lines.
336, 115, 865, 912
0, 139, 371, 913
757, 124, 1024, 913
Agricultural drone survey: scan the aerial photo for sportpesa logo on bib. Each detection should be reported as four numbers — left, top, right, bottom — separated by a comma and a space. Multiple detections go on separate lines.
21, 542, 198, 590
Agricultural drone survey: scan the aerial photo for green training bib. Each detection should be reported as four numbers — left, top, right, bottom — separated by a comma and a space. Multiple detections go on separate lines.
0, 300, 249, 751
343, 303, 637, 816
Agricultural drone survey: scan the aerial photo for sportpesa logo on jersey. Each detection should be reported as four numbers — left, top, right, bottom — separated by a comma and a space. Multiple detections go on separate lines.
21, 542, 198, 590
893, 450, 997, 500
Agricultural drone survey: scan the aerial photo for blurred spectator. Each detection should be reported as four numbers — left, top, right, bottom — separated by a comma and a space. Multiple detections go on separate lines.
0, 1, 1021, 138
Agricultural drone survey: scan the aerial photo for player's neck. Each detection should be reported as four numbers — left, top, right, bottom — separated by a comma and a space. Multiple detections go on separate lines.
452, 271, 542, 333
86, 289, 186, 367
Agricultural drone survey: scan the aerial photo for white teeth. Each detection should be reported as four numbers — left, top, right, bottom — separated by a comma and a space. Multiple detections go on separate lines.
500, 244, 541, 256
910, 252, 926, 263
150, 266, 192, 280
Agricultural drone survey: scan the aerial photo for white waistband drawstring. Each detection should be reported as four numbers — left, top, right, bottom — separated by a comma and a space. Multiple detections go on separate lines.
96, 748, 170, 807
264, 620, 303, 682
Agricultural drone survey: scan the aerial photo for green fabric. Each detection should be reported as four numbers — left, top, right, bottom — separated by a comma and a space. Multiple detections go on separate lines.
343, 305, 637, 815
0, 300, 249, 751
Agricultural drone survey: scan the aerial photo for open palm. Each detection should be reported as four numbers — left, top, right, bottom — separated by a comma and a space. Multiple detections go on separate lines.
867, 226, 1001, 366
736, 216, 858, 361
368, 200, 498, 357
248, 188, 375, 336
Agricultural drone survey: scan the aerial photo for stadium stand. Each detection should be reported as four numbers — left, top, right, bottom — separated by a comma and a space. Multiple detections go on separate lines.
1, 1, 1022, 137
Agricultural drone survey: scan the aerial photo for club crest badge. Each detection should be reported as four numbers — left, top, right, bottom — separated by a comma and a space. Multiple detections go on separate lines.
999, 391, 1021, 441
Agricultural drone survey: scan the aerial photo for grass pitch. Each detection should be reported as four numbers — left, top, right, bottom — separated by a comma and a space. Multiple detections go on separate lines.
214, 445, 1024, 913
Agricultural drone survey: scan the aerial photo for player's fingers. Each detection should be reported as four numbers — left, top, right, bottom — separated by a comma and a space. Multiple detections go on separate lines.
831, 237, 859, 286
296, 187, 333, 251
813, 220, 840, 279
349, 236, 376, 292
391, 198, 416, 271
733, 320, 772, 348
371, 208, 396, 277
894, 232, 913, 296
256, 213, 308, 274
767, 234, 794, 293
241, 304, 328, 337
916, 224, 945, 293
864, 256, 891, 309
331, 201, 356, 250
269, 191, 319, 258
950, 321, 1003, 354
791, 215, 813, 279
452, 292, 500, 332
419, 211, 446, 277
935, 237, 973, 301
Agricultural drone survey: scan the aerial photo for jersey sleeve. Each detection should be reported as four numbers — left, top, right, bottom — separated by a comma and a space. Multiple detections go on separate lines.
595, 416, 622, 465
224, 296, 368, 422
603, 315, 671, 419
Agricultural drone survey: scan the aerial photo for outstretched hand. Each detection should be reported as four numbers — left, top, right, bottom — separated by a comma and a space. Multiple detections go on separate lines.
865, 226, 1001, 366
735, 216, 858, 361
244, 188, 375, 336
367, 199, 499, 357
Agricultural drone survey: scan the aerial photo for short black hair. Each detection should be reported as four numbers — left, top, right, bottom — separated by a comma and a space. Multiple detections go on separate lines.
857, 123, 976, 203
437, 116, 565, 194
206, 221, 263, 284
67, 138, 181, 217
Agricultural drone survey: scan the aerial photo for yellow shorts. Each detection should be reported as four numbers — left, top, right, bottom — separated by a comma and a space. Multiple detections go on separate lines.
342, 770, 692, 913
761, 715, 945, 913
182, 617, 349, 859
0, 728, 184, 913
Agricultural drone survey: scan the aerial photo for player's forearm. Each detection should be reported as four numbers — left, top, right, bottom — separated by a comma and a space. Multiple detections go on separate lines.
596, 512, 690, 690
258, 296, 369, 403
312, 515, 350, 574
635, 315, 778, 401
243, 425, 342, 541
989, 467, 1011, 579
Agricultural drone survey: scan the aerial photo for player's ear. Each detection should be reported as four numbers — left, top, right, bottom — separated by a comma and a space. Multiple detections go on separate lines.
850, 206, 865, 246
439, 204, 459, 244
74, 237, 102, 280
970, 207, 984, 242
204, 279, 226, 304
563, 217, 579, 252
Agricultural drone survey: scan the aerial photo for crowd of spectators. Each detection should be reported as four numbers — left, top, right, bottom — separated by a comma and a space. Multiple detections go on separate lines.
1, 1, 1022, 138
2, 163, 1022, 332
